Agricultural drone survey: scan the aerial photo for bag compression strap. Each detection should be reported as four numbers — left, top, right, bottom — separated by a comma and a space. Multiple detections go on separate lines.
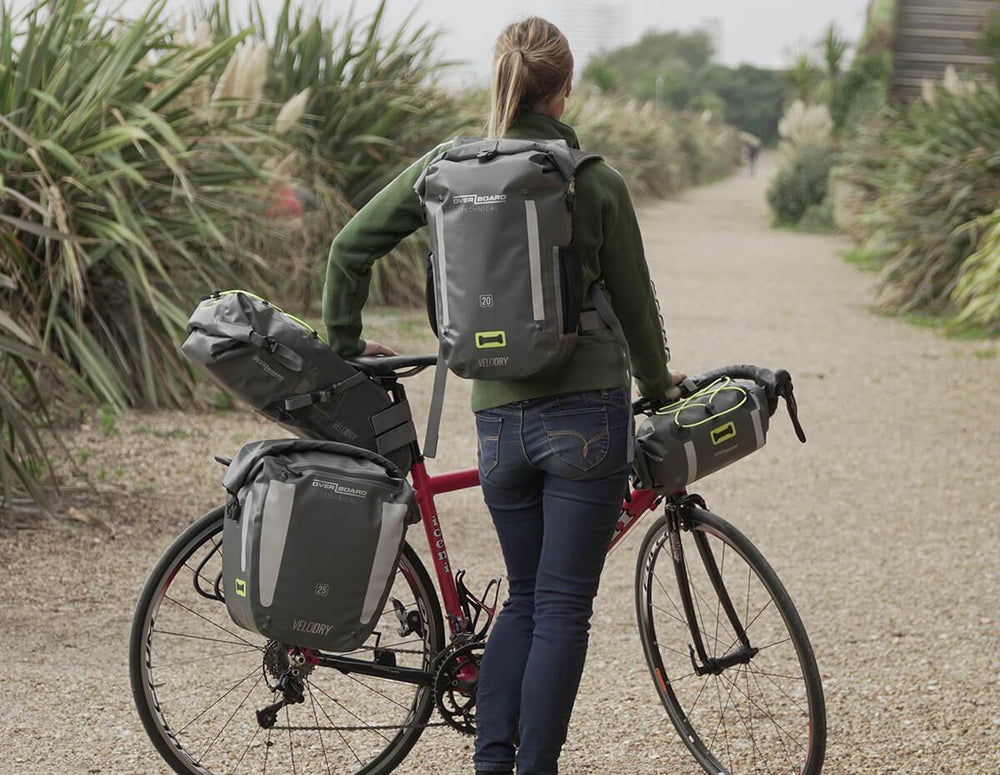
422, 343, 449, 459
211, 321, 304, 372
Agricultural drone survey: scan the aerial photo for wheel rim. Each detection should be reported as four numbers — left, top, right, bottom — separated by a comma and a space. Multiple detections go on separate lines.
638, 516, 822, 775
134, 515, 440, 775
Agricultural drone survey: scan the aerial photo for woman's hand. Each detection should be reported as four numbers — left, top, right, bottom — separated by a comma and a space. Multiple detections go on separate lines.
665, 370, 688, 401
362, 340, 398, 357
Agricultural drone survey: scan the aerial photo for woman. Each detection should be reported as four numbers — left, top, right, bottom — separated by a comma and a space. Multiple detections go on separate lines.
323, 17, 680, 775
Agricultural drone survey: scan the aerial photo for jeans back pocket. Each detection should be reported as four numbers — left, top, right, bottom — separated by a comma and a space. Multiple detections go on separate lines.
540, 407, 610, 474
475, 414, 502, 478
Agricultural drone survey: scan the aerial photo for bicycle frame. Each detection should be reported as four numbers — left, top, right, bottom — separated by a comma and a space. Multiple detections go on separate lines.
408, 457, 663, 638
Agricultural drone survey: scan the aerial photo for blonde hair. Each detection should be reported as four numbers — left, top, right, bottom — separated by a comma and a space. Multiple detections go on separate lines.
488, 18, 574, 138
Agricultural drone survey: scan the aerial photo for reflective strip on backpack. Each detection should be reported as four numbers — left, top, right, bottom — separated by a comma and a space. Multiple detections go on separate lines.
360, 502, 409, 622
525, 200, 545, 321
258, 481, 295, 608
434, 216, 450, 327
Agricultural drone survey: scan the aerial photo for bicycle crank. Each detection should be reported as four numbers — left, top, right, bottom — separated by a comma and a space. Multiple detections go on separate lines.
433, 638, 485, 735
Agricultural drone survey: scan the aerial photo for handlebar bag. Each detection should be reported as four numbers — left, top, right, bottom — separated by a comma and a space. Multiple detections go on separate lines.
181, 290, 415, 473
221, 439, 417, 652
634, 378, 771, 493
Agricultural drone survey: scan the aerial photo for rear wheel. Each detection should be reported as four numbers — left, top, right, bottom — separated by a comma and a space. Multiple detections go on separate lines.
130, 507, 445, 775
636, 504, 826, 775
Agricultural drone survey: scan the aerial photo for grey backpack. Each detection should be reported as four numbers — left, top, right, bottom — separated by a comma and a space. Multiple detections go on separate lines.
221, 439, 417, 652
415, 138, 617, 454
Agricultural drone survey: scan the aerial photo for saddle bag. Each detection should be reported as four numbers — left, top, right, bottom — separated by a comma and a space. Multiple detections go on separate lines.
221, 439, 417, 652
181, 290, 416, 473
634, 378, 771, 493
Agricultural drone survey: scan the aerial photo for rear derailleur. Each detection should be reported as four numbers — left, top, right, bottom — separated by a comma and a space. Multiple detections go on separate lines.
256, 644, 316, 729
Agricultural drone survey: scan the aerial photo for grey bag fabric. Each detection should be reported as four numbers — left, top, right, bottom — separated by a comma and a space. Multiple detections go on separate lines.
415, 138, 602, 381
221, 439, 417, 652
181, 290, 416, 473
634, 378, 771, 493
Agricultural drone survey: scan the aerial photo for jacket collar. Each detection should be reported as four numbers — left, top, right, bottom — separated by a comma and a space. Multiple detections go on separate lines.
506, 109, 580, 149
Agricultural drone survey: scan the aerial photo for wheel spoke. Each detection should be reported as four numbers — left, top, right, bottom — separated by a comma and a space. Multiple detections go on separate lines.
307, 681, 365, 766
163, 594, 262, 651
177, 664, 259, 735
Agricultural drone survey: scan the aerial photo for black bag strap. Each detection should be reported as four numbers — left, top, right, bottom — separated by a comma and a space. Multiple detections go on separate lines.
211, 320, 303, 372
281, 371, 369, 411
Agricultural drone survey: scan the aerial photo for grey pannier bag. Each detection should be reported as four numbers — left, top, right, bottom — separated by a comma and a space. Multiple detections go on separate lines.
634, 377, 772, 493
415, 138, 615, 455
181, 290, 416, 473
221, 439, 417, 652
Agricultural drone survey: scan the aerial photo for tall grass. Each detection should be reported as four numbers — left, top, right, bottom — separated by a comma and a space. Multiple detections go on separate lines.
841, 84, 1000, 320
1, 0, 274, 411
565, 96, 741, 198
205, 0, 476, 306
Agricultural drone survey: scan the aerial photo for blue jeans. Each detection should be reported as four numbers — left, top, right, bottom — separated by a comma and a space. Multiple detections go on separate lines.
472, 388, 632, 775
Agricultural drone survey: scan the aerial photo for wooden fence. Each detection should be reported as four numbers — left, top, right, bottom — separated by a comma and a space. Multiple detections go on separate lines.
891, 0, 997, 101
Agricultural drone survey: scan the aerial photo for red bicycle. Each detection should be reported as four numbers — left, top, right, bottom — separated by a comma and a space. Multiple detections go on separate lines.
130, 355, 826, 775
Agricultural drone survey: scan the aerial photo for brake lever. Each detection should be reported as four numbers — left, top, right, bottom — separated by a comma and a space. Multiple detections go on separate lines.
776, 376, 807, 443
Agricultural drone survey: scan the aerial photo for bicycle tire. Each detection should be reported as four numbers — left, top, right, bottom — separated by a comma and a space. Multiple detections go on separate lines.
635, 505, 826, 775
129, 507, 445, 775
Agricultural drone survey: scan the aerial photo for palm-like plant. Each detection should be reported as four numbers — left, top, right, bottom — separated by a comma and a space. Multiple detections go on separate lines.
1, 0, 276, 410
205, 0, 476, 306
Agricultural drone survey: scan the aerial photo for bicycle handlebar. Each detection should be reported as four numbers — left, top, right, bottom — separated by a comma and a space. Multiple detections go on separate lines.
632, 364, 806, 443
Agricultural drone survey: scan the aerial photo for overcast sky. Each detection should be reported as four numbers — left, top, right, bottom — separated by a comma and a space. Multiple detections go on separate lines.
22, 0, 873, 79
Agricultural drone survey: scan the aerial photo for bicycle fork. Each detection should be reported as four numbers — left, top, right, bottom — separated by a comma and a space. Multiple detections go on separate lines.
667, 500, 759, 677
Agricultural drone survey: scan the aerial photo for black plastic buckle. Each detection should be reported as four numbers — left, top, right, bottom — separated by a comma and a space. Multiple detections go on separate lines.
477, 140, 499, 162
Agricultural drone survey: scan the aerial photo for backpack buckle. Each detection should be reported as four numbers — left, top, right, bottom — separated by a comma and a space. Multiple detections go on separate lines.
477, 140, 499, 162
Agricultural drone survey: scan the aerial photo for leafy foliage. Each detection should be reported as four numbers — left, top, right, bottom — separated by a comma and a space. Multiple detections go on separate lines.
767, 147, 839, 227
564, 97, 741, 199
842, 85, 1000, 319
582, 31, 788, 145
1, 0, 272, 412
954, 211, 1000, 332
204, 0, 477, 307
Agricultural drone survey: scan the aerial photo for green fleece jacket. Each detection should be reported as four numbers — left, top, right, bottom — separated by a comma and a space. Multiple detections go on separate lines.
323, 110, 671, 411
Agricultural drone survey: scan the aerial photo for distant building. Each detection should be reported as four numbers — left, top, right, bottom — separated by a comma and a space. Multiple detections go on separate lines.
553, 1, 634, 71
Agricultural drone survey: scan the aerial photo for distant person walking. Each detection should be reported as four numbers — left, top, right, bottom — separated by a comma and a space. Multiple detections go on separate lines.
740, 131, 762, 177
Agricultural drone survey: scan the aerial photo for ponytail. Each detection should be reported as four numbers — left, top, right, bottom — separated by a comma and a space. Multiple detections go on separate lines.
488, 18, 573, 138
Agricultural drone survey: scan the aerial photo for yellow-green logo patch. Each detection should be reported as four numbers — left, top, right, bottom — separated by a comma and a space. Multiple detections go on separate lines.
710, 422, 737, 446
235, 578, 247, 597
475, 331, 507, 349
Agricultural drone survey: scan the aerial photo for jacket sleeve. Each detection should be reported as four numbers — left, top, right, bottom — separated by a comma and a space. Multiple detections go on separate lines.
597, 168, 673, 402
322, 146, 445, 356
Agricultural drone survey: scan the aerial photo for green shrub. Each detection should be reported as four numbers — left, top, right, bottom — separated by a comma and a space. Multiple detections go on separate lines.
563, 96, 741, 199
205, 0, 478, 308
953, 210, 1000, 333
1, 0, 273, 411
767, 147, 840, 226
844, 85, 1000, 314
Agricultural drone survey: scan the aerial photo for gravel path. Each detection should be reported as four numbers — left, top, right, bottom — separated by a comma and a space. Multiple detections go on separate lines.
2, 156, 998, 774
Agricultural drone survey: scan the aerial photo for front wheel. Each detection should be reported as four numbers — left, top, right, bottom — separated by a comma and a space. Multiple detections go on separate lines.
130, 506, 445, 775
635, 503, 826, 775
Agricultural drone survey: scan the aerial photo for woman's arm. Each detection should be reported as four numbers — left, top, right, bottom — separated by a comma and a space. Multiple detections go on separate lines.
322, 145, 447, 355
596, 167, 674, 403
